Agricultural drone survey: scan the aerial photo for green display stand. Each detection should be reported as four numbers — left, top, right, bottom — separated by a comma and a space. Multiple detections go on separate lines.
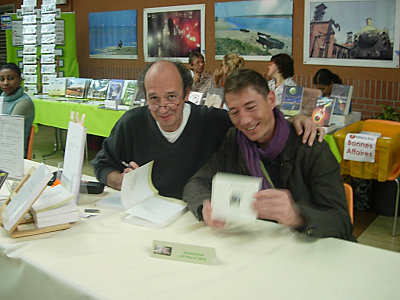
5, 12, 79, 78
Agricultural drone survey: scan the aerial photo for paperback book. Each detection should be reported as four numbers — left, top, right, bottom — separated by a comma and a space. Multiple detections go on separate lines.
87, 79, 110, 100
65, 78, 91, 99
107, 79, 124, 102
205, 88, 224, 108
311, 97, 336, 126
330, 84, 353, 115
280, 85, 303, 117
48, 77, 67, 97
300, 87, 322, 116
120, 80, 139, 106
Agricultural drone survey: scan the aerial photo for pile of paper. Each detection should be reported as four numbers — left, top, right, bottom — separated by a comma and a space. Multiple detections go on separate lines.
30, 184, 79, 228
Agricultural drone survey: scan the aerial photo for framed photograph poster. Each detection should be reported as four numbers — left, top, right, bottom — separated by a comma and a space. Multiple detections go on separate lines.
89, 10, 138, 59
143, 4, 205, 62
214, 0, 293, 61
304, 0, 400, 68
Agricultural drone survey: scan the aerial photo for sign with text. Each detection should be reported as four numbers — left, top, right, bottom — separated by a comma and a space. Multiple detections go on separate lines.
344, 133, 378, 163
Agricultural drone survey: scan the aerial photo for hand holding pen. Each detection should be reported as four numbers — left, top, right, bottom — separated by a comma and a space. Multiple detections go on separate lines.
121, 161, 139, 175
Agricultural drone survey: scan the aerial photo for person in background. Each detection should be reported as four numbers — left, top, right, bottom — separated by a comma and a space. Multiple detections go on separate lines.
91, 61, 324, 200
183, 68, 355, 241
267, 53, 296, 106
188, 52, 213, 97
313, 68, 342, 97
213, 53, 245, 88
0, 62, 34, 158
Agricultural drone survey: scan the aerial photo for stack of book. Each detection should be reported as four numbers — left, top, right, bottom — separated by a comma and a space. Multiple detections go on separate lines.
30, 184, 80, 228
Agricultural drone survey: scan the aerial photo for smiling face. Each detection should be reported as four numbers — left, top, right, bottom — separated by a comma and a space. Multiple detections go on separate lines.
144, 61, 187, 132
226, 86, 276, 148
0, 68, 22, 96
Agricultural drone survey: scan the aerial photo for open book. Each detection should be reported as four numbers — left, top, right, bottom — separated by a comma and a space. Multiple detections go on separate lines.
121, 161, 186, 228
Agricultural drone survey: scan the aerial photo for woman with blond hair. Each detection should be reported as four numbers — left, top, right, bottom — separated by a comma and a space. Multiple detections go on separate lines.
213, 53, 245, 88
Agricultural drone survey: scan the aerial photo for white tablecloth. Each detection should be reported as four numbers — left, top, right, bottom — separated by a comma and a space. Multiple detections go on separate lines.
1, 161, 400, 300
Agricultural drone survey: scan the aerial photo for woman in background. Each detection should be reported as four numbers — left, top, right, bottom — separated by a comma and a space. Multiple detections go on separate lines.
213, 53, 245, 88
0, 62, 35, 157
313, 68, 342, 97
267, 53, 296, 106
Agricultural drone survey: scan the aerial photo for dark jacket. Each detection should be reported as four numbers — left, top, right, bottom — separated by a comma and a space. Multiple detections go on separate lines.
183, 124, 356, 241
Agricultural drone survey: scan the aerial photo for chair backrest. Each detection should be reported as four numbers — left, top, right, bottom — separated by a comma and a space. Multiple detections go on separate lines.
26, 125, 35, 160
344, 183, 354, 224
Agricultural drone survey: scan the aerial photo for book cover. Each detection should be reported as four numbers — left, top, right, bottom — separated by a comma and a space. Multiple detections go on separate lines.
280, 85, 303, 117
65, 78, 88, 98
211, 172, 262, 226
330, 84, 353, 115
107, 79, 124, 102
48, 77, 67, 96
121, 80, 139, 106
87, 79, 110, 99
311, 97, 336, 126
205, 88, 224, 108
300, 87, 322, 116
0, 169, 8, 189
188, 91, 203, 105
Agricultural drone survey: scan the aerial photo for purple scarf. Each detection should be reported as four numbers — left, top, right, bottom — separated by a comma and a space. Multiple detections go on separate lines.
237, 108, 289, 189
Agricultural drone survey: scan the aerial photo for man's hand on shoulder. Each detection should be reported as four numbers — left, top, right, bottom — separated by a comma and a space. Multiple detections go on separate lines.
290, 114, 325, 146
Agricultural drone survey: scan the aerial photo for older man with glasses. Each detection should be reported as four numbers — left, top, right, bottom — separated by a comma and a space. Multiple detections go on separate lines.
91, 60, 323, 200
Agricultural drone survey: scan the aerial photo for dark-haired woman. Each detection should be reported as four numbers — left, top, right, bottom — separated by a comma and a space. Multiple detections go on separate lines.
313, 68, 342, 97
0, 62, 35, 157
267, 53, 296, 106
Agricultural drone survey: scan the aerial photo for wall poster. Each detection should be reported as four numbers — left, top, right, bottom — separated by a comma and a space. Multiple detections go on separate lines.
304, 0, 400, 68
143, 4, 205, 62
214, 0, 293, 61
89, 10, 138, 59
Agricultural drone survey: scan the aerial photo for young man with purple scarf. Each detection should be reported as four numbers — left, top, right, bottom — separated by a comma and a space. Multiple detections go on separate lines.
183, 68, 355, 241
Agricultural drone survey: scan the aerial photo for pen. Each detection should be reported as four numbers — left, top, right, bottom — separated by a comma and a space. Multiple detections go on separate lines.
84, 208, 100, 213
121, 161, 133, 169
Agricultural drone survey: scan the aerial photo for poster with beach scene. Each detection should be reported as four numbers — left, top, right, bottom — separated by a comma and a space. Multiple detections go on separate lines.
143, 4, 205, 62
304, 0, 400, 68
215, 0, 293, 61
89, 10, 137, 59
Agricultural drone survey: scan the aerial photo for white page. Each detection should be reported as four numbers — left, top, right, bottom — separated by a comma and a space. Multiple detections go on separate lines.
2, 164, 52, 232
62, 121, 87, 204
125, 196, 186, 228
95, 192, 124, 211
0, 114, 24, 178
120, 161, 156, 209
31, 184, 74, 212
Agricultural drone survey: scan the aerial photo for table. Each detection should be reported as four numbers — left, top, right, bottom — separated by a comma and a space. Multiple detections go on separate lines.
1, 161, 400, 300
33, 98, 127, 137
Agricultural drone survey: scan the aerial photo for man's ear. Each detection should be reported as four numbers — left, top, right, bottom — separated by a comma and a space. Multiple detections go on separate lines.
184, 88, 191, 102
267, 91, 276, 108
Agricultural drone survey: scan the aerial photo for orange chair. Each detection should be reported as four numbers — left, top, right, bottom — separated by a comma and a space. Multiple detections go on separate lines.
26, 125, 35, 160
344, 183, 354, 224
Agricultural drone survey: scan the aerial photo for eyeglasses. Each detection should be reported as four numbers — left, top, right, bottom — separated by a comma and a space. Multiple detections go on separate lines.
147, 100, 181, 112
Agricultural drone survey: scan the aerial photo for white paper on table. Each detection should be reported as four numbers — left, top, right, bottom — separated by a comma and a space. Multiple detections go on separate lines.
0, 114, 24, 179
125, 196, 186, 228
96, 192, 124, 211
